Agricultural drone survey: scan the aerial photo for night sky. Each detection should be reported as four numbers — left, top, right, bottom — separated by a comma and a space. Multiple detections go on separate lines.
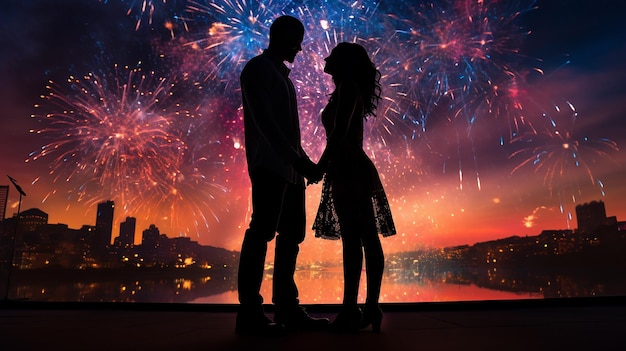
1, 0, 625, 264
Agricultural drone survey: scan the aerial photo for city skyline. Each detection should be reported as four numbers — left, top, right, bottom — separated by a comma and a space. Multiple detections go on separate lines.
1, 1, 625, 264
3, 196, 620, 254
2, 196, 624, 304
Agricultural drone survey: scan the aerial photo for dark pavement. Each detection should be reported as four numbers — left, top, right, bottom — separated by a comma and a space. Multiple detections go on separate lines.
1, 298, 625, 350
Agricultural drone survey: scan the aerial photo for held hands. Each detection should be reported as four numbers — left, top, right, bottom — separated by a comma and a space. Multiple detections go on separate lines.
293, 158, 324, 185
306, 163, 324, 185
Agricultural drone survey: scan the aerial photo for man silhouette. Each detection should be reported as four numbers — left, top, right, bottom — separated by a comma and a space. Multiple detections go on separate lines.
236, 15, 327, 336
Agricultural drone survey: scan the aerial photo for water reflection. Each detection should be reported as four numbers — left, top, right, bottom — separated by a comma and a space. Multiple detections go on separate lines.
3, 265, 624, 303
4, 268, 236, 303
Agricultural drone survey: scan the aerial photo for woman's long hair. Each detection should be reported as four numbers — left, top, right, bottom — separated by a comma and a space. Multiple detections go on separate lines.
329, 42, 382, 118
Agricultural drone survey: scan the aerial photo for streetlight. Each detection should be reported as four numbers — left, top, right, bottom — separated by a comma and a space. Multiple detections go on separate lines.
5, 175, 26, 301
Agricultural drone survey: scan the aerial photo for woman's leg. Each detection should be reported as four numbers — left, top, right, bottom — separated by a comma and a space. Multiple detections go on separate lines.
360, 222, 384, 332
341, 234, 363, 307
362, 232, 384, 306
332, 175, 368, 331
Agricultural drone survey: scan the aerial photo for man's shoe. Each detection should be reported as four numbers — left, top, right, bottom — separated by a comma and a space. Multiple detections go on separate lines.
274, 306, 329, 331
235, 310, 287, 337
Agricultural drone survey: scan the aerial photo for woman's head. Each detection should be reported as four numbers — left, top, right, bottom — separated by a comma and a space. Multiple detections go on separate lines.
324, 42, 381, 117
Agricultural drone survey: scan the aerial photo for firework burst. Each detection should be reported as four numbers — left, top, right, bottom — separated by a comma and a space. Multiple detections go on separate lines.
127, 122, 230, 237
101, 0, 188, 36
510, 99, 619, 209
28, 64, 231, 235
289, 0, 416, 163
29, 64, 181, 200
182, 0, 292, 82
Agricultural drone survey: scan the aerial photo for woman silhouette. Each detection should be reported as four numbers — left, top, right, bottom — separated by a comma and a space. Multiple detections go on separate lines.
313, 42, 396, 332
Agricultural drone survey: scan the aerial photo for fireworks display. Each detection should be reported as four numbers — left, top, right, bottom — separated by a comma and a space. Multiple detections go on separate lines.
17, 0, 621, 252
28, 64, 230, 238
100, 0, 188, 34
29, 65, 180, 199
509, 100, 619, 225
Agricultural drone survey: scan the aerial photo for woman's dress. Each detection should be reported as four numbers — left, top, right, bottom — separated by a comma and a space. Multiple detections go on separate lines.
313, 93, 396, 240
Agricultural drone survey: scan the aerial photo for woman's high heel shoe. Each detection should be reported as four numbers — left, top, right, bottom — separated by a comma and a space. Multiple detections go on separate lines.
360, 305, 383, 333
330, 306, 362, 333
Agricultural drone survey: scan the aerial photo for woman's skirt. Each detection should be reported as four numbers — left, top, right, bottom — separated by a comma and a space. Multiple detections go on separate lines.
313, 153, 396, 240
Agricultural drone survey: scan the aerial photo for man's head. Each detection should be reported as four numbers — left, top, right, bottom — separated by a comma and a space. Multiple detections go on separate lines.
269, 15, 304, 63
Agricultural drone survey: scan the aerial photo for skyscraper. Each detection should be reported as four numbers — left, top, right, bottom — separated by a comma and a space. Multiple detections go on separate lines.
576, 200, 607, 234
95, 200, 115, 249
0, 185, 8, 222
141, 224, 161, 250
117, 216, 136, 248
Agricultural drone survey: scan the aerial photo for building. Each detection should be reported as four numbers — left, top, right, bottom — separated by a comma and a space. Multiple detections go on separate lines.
17, 223, 85, 269
115, 216, 136, 248
95, 200, 115, 249
141, 224, 161, 250
576, 200, 607, 234
18, 208, 49, 232
0, 185, 8, 222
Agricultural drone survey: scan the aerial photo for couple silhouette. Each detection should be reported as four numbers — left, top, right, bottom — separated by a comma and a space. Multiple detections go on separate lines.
235, 15, 396, 337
